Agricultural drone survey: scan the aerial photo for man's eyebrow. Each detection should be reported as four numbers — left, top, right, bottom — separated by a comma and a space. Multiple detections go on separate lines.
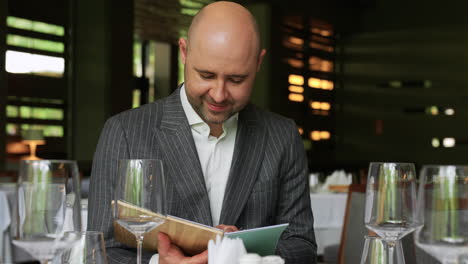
193, 67, 248, 78
194, 68, 214, 75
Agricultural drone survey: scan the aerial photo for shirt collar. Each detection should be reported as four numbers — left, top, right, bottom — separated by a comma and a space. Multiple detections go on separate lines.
180, 84, 204, 126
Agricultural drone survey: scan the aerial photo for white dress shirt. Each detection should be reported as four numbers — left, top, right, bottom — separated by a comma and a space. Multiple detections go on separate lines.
180, 85, 238, 226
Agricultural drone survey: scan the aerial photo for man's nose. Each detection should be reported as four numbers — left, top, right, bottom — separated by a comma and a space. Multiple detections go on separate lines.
209, 80, 228, 103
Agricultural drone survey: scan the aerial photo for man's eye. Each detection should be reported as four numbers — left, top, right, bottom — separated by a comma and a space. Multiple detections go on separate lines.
200, 74, 214, 79
230, 78, 244, 84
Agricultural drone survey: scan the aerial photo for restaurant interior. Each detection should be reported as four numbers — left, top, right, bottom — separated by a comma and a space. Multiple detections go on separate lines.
1, 0, 467, 263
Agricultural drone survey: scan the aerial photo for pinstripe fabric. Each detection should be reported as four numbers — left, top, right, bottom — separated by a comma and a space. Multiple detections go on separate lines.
88, 88, 317, 264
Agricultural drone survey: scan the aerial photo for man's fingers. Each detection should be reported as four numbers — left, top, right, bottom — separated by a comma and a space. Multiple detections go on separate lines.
215, 224, 239, 233
158, 232, 171, 255
188, 250, 208, 264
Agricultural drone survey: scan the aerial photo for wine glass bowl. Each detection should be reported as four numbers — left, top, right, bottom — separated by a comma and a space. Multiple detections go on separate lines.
415, 165, 468, 264
365, 162, 422, 242
113, 159, 166, 264
13, 160, 82, 264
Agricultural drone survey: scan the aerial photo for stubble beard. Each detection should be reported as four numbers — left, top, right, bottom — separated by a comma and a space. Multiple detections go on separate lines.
189, 95, 235, 125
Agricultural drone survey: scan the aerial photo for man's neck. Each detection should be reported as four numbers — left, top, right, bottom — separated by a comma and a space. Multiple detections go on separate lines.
209, 124, 223, 138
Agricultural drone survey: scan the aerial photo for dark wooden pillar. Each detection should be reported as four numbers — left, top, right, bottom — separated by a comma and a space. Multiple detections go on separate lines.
71, 0, 133, 165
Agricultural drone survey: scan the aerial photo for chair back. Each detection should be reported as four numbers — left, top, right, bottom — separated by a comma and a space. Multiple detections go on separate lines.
338, 184, 367, 264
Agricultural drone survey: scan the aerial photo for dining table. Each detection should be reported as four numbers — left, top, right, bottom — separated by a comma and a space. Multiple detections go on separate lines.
310, 192, 348, 255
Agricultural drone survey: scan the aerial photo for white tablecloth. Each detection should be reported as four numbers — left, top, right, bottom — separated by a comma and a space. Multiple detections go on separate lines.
0, 191, 13, 264
310, 193, 348, 255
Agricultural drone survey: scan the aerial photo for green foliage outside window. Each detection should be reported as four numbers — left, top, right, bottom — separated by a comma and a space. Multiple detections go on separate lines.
20, 106, 32, 118
7, 16, 64, 36
20, 124, 64, 137
6, 105, 19, 118
7, 34, 64, 53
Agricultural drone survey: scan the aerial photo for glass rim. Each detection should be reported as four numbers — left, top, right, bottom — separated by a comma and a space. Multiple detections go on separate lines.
20, 159, 78, 164
421, 164, 468, 168
369, 162, 415, 166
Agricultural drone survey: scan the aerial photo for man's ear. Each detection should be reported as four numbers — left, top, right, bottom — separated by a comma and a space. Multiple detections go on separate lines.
256, 49, 267, 72
179, 38, 188, 65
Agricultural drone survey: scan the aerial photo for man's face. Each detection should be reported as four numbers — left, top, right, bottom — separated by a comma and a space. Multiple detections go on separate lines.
179, 36, 264, 125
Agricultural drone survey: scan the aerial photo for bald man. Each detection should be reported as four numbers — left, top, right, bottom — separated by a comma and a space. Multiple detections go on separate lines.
88, 2, 317, 264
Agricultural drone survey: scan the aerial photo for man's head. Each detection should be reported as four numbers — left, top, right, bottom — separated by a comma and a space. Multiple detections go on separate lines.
179, 1, 266, 129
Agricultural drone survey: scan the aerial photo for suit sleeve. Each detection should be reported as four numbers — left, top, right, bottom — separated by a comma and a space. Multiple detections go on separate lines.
88, 116, 153, 264
275, 120, 317, 264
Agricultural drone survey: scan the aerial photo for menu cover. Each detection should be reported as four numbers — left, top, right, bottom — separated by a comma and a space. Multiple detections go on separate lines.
113, 200, 288, 256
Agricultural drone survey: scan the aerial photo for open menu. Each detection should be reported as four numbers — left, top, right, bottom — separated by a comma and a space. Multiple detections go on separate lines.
113, 200, 288, 256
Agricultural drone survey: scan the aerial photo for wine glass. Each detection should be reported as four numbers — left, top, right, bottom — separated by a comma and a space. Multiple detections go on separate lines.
113, 159, 166, 264
13, 160, 83, 264
59, 231, 108, 264
364, 162, 422, 263
360, 235, 405, 264
415, 165, 468, 264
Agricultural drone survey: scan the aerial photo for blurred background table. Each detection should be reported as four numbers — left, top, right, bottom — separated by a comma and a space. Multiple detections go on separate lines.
310, 192, 347, 255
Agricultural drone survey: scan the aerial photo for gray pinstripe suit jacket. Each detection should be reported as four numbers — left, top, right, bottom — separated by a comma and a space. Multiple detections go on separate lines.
88, 88, 317, 264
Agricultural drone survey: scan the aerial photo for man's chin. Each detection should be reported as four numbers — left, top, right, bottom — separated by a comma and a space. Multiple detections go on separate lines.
202, 112, 230, 125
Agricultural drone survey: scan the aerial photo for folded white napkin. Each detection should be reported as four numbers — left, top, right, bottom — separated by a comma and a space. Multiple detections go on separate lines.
320, 170, 352, 192
208, 235, 247, 264
149, 253, 159, 264
0, 192, 10, 232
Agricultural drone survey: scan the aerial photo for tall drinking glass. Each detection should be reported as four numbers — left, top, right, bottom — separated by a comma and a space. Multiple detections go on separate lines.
13, 160, 82, 264
113, 159, 166, 264
415, 165, 468, 264
364, 162, 422, 263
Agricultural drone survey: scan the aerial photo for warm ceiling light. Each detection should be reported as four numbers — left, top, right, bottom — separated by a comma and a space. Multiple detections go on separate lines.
310, 131, 321, 141
320, 131, 331, 140
287, 58, 304, 68
443, 138, 455, 148
289, 36, 304, 46
289, 74, 304, 86
427, 106, 439, 115
310, 101, 321, 109
431, 138, 440, 148
289, 85, 304, 93
444, 108, 455, 116
322, 80, 334, 90
298, 127, 304, 135
288, 93, 304, 102
320, 30, 332, 37
308, 78, 321, 88
320, 102, 331, 110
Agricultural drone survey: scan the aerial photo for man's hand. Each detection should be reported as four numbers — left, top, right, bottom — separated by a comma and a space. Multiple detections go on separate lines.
158, 233, 208, 264
215, 224, 239, 233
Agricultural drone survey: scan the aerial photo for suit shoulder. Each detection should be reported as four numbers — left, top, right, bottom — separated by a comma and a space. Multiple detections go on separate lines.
107, 98, 165, 127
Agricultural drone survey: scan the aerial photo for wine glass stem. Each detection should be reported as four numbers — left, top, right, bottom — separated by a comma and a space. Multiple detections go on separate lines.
387, 241, 396, 264
136, 234, 144, 264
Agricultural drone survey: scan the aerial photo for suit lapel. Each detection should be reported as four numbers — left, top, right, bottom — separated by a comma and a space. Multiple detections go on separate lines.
219, 104, 267, 225
153, 89, 213, 225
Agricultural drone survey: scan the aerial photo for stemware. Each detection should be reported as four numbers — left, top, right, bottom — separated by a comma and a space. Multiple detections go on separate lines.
59, 231, 108, 264
415, 165, 468, 264
113, 159, 166, 264
12, 160, 82, 264
364, 162, 422, 263
360, 235, 405, 264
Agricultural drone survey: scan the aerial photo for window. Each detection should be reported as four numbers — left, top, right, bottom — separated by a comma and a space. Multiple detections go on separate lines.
5, 16, 65, 77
